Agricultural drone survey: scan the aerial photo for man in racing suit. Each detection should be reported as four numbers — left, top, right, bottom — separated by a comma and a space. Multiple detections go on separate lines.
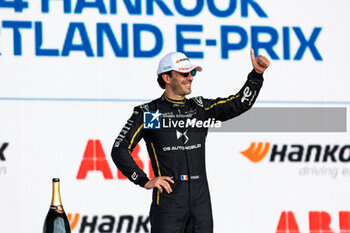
111, 49, 270, 233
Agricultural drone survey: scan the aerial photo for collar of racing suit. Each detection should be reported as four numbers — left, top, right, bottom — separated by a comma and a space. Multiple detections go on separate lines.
161, 93, 187, 108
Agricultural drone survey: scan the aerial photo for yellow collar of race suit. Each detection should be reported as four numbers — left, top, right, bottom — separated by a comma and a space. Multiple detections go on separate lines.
162, 93, 186, 105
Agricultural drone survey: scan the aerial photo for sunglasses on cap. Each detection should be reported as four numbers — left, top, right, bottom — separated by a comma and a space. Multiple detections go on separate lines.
182, 69, 197, 78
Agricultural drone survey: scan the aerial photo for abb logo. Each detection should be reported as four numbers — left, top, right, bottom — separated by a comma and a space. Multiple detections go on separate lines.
277, 211, 350, 233
76, 139, 154, 180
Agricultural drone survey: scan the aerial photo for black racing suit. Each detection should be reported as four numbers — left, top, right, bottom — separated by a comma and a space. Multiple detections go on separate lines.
111, 70, 264, 233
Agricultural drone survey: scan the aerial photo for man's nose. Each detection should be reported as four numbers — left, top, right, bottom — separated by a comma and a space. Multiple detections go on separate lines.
187, 74, 194, 81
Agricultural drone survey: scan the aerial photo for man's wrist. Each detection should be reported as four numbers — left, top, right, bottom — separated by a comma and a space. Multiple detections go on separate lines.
253, 68, 263, 75
138, 177, 150, 188
250, 69, 264, 79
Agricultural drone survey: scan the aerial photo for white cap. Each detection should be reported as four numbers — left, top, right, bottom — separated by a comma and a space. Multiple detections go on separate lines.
157, 52, 203, 75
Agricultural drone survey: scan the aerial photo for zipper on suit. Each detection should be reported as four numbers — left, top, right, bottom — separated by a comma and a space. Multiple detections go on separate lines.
178, 108, 191, 208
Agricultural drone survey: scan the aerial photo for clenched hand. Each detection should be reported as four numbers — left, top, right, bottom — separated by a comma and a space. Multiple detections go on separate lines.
250, 48, 270, 74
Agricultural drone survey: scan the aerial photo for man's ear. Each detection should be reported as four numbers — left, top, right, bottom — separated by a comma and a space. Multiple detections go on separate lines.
162, 73, 171, 85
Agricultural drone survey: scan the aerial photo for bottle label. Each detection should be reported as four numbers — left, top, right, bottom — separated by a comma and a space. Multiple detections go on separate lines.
50, 205, 64, 214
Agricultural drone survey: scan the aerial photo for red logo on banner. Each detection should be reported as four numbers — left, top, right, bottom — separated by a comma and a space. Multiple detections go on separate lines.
276, 211, 350, 233
76, 140, 113, 179
309, 211, 333, 233
276, 211, 300, 233
240, 142, 270, 162
76, 139, 154, 180
340, 211, 350, 232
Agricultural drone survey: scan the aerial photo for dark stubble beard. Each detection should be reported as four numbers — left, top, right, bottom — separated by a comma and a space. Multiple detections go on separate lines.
171, 80, 191, 97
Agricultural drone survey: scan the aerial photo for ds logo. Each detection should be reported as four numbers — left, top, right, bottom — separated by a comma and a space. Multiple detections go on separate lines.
143, 110, 161, 129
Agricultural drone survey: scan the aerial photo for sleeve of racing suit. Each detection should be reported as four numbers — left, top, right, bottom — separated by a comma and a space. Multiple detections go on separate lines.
203, 69, 264, 121
111, 106, 149, 187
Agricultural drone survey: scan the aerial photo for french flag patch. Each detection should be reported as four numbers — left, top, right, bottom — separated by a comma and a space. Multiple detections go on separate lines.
180, 175, 188, 180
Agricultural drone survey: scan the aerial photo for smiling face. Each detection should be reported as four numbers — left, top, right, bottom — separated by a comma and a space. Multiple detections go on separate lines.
168, 70, 194, 98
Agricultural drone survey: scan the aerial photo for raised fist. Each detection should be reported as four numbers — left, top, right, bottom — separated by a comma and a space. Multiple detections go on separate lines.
250, 48, 270, 74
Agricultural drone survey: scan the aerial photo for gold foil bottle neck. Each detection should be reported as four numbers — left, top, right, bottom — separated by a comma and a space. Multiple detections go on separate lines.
51, 178, 63, 207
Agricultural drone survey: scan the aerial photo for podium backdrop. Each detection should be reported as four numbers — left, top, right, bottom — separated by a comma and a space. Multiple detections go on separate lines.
1, 0, 350, 232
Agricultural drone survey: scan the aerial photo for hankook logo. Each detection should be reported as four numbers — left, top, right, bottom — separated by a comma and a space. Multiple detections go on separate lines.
241, 142, 350, 163
0, 142, 9, 176
240, 142, 270, 162
0, 142, 9, 161
67, 213, 150, 232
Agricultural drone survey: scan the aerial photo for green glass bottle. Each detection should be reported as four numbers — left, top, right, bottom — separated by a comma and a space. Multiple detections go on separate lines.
43, 178, 71, 233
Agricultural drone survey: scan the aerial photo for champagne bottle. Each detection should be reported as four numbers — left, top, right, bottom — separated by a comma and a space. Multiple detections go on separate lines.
43, 178, 71, 233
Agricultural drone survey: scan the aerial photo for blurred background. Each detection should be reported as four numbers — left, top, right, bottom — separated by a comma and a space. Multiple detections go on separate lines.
0, 0, 349, 232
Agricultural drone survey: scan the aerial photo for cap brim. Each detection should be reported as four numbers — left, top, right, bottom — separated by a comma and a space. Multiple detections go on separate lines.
176, 65, 203, 73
